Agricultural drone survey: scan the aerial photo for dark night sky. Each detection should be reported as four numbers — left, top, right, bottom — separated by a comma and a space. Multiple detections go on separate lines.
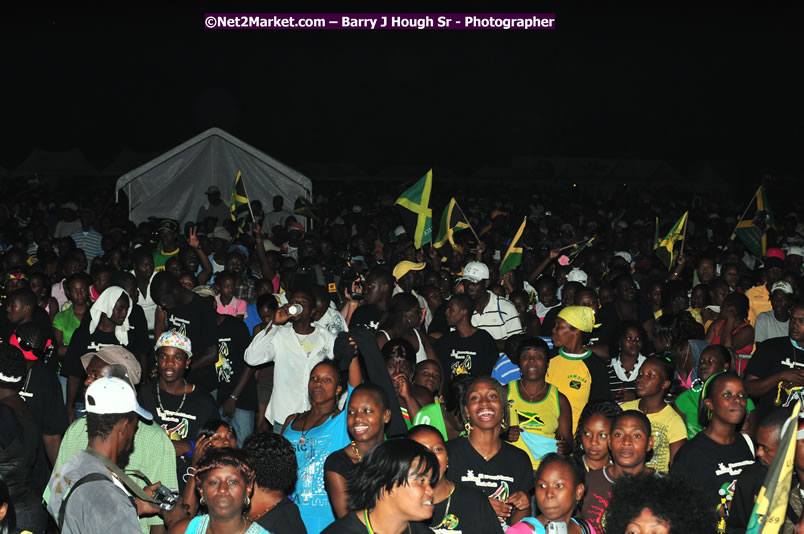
2, 8, 803, 179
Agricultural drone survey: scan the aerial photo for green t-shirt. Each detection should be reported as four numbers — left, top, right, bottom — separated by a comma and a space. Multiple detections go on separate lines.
153, 246, 180, 271
674, 386, 755, 440
52, 306, 82, 347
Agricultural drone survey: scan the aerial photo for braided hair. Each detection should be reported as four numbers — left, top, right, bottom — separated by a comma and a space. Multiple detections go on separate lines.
572, 400, 623, 463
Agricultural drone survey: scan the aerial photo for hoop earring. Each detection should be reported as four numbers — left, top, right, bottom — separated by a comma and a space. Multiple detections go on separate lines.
464, 422, 472, 433
199, 496, 206, 505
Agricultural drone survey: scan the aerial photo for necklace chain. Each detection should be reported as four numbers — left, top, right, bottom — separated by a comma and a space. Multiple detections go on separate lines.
156, 378, 188, 414
520, 380, 548, 401
364, 508, 411, 534
351, 440, 362, 462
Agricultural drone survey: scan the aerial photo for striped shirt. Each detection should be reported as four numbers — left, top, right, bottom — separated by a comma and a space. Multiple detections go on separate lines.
70, 228, 103, 262
471, 290, 523, 341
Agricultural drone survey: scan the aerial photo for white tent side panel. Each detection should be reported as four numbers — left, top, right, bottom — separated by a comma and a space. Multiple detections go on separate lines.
116, 128, 311, 226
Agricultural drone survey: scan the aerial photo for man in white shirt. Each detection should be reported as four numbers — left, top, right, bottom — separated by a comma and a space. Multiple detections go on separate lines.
460, 261, 523, 351
244, 288, 335, 432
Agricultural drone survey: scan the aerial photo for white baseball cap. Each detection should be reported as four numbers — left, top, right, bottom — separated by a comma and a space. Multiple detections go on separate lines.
85, 376, 153, 420
459, 261, 490, 283
771, 281, 794, 295
566, 268, 588, 286
787, 246, 804, 258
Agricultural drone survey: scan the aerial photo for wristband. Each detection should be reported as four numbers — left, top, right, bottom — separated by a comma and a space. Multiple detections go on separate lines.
187, 439, 196, 458
229, 394, 238, 401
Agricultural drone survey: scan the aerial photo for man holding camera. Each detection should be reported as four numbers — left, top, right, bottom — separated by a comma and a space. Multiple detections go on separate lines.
45, 376, 167, 534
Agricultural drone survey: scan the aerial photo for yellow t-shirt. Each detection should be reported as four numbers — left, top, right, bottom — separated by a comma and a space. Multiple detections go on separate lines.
508, 381, 561, 468
746, 284, 771, 326
620, 399, 686, 473
546, 348, 592, 433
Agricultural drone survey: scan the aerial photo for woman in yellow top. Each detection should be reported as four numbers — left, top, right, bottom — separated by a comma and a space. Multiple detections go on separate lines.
506, 338, 572, 468
619, 355, 687, 472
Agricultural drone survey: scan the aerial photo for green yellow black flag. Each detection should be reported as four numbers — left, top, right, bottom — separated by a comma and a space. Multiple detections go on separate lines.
745, 400, 800, 534
655, 211, 688, 269
500, 217, 527, 276
734, 186, 774, 257
395, 170, 433, 249
230, 171, 251, 235
434, 198, 471, 249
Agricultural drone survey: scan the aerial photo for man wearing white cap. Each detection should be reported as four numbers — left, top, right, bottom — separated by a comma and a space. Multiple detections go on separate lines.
460, 261, 523, 351
46, 377, 161, 534
196, 185, 230, 228
755, 281, 795, 344
48, 346, 178, 534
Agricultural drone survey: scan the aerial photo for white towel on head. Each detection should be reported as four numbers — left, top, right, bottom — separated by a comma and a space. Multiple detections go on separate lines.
89, 286, 132, 346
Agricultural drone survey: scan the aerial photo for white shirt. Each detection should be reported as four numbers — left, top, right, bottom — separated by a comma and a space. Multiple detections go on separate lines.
471, 290, 524, 341
244, 323, 335, 425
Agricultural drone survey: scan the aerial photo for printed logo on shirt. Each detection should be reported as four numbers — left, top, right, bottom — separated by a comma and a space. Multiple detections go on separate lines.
216, 338, 233, 383
779, 386, 803, 408
514, 409, 546, 429
433, 513, 461, 533
569, 380, 582, 390
167, 315, 189, 336
449, 349, 475, 376
88, 341, 118, 352
161, 417, 190, 440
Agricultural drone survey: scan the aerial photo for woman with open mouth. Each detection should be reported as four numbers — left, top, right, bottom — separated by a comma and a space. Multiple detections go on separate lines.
322, 439, 438, 534
408, 424, 500, 533
445, 376, 534, 528
670, 372, 754, 522
324, 384, 391, 519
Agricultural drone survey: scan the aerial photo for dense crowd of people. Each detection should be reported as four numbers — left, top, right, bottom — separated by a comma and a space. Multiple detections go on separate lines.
0, 181, 803, 533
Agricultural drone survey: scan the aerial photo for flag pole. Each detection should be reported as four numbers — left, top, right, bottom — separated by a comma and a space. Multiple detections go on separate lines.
238, 171, 257, 223
454, 199, 481, 243
730, 186, 760, 241
678, 212, 689, 260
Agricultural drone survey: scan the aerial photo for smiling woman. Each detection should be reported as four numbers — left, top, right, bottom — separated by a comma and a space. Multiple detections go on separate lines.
445, 376, 534, 528
322, 439, 438, 534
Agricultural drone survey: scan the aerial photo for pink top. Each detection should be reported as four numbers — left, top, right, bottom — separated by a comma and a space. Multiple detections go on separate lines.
215, 295, 247, 318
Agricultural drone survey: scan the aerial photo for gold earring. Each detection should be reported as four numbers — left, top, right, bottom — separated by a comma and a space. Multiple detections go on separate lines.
501, 420, 506, 429
244, 495, 250, 507
464, 422, 472, 433
199, 496, 206, 505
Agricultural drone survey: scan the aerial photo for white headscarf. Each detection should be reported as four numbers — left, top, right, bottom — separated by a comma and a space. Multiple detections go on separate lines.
89, 286, 132, 346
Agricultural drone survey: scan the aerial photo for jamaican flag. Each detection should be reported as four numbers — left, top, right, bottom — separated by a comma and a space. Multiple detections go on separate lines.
655, 211, 688, 269
500, 217, 527, 276
745, 400, 800, 534
434, 198, 471, 250
734, 186, 774, 257
230, 171, 250, 235
395, 170, 433, 249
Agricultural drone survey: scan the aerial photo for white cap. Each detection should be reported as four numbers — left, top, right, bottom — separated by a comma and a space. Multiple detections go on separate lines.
85, 376, 153, 420
459, 262, 490, 283
787, 246, 804, 258
393, 225, 407, 237
614, 251, 633, 264
771, 281, 794, 295
566, 268, 588, 286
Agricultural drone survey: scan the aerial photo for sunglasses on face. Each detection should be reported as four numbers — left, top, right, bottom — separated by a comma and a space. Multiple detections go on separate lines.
10, 333, 54, 361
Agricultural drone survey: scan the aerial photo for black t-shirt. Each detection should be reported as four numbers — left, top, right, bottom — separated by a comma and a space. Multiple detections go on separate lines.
349, 303, 384, 332
726, 462, 767, 534
744, 336, 804, 421
596, 300, 653, 337
428, 301, 449, 336
670, 432, 755, 509
164, 294, 217, 357
137, 382, 218, 442
445, 437, 533, 525
62, 317, 146, 378
255, 497, 307, 534
322, 511, 433, 534
435, 329, 499, 379
19, 362, 68, 436
324, 448, 356, 480
127, 304, 150, 354
541, 305, 561, 337
191, 316, 256, 410
424, 481, 500, 534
